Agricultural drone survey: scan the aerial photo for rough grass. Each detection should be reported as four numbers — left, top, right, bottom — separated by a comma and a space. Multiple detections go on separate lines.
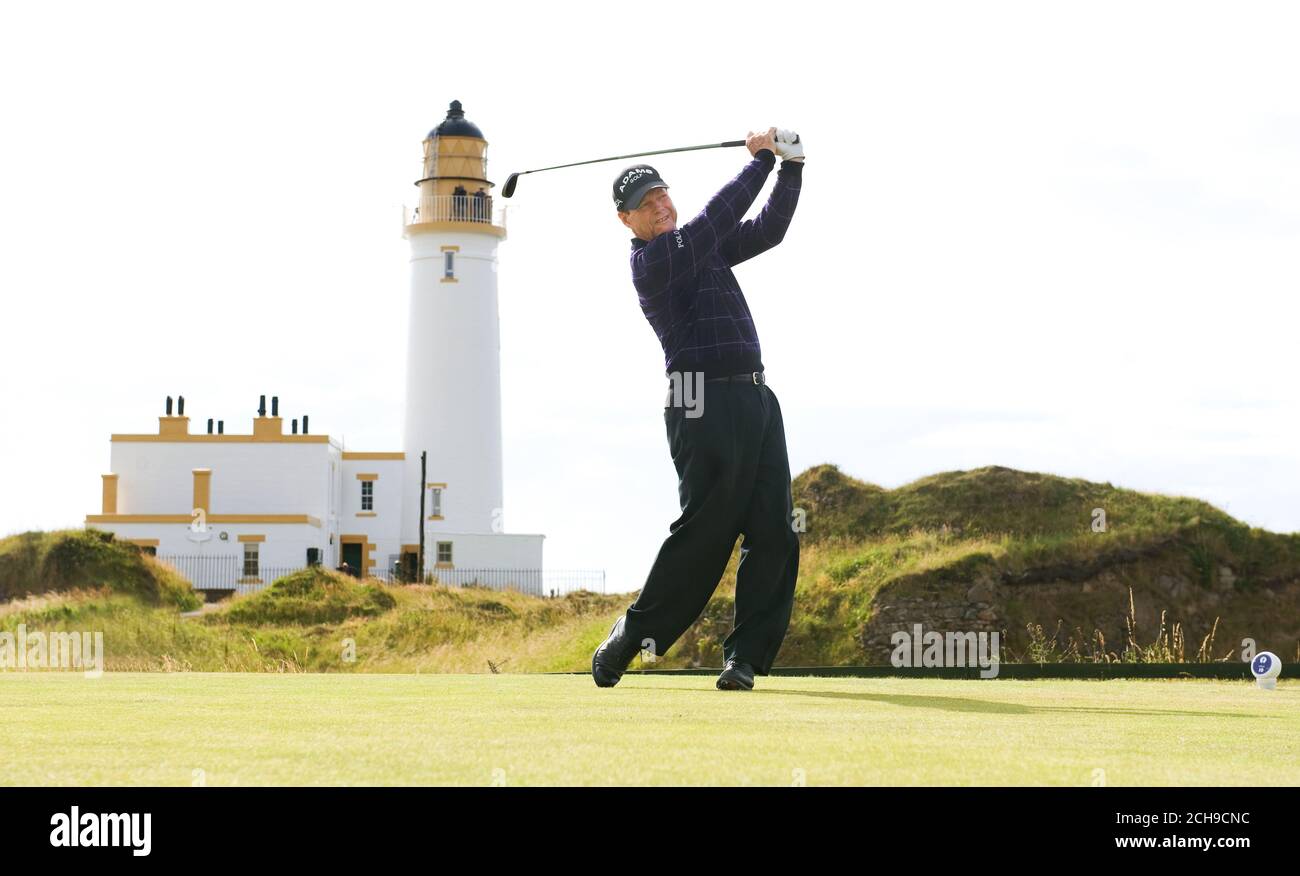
0, 529, 199, 610
794, 463, 1242, 544
3, 465, 1297, 673
222, 567, 397, 626
0, 673, 1295, 785
793, 464, 1300, 588
774, 465, 1300, 666
0, 575, 628, 673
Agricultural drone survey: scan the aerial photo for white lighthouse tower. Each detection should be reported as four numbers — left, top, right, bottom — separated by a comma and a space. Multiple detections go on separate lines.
400, 100, 543, 576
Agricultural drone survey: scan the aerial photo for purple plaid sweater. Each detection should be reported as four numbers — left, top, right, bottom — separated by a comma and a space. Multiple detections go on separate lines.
629, 148, 803, 378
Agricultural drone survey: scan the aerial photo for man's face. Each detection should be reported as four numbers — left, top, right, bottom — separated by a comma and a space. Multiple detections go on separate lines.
619, 186, 677, 240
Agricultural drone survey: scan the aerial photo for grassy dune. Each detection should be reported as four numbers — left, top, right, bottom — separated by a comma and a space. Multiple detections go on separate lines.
0, 529, 198, 610
3, 465, 1298, 672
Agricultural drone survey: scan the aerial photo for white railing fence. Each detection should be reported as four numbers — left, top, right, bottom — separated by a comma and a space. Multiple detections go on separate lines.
404, 194, 507, 228
158, 555, 605, 598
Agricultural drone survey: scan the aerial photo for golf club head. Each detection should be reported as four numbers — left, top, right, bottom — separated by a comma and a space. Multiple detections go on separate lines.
502, 173, 519, 199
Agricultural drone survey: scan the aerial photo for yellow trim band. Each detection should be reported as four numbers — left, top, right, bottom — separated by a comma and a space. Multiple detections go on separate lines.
406, 221, 506, 239
342, 452, 404, 460
86, 514, 321, 527
237, 534, 266, 543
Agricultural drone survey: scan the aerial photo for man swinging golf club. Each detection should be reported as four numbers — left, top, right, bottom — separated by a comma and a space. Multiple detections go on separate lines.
593, 126, 805, 691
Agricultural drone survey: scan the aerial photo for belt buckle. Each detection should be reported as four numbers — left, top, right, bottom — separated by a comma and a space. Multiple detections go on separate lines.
751, 371, 765, 385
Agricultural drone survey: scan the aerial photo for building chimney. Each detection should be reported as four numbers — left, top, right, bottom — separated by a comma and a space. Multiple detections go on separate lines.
272, 396, 279, 417
302, 415, 309, 434
292, 418, 299, 435
258, 395, 267, 417
178, 396, 185, 416
158, 394, 190, 435
218, 420, 224, 435
207, 418, 214, 434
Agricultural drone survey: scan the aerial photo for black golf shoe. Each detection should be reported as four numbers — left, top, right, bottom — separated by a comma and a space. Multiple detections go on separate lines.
716, 659, 756, 691
591, 615, 640, 688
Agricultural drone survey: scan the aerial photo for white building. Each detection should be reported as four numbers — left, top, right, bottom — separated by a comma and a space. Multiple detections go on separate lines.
86, 101, 545, 593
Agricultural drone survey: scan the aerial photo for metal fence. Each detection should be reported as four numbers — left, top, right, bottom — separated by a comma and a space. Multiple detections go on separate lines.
541, 568, 607, 597
158, 555, 605, 598
422, 568, 606, 597
157, 555, 304, 597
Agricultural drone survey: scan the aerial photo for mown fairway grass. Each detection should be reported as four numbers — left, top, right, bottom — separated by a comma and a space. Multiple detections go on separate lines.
1, 673, 1296, 786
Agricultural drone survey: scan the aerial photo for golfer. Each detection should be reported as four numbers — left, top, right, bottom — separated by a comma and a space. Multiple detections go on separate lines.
593, 126, 804, 690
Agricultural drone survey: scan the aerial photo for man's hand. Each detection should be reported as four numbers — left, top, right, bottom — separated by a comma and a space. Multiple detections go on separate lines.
746, 127, 777, 158
774, 129, 804, 163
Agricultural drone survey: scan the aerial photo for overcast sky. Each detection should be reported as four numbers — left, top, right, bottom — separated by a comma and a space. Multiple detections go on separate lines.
1, 0, 1297, 593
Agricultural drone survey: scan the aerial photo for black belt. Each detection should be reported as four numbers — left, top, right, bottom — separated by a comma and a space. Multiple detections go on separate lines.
704, 371, 766, 385
664, 371, 766, 408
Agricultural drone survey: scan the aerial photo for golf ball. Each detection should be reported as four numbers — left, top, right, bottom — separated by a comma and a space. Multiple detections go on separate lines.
1251, 651, 1281, 683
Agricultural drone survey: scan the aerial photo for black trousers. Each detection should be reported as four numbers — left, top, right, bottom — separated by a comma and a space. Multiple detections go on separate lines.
624, 378, 800, 675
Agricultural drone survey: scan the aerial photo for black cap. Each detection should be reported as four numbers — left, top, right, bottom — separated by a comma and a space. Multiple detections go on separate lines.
612, 164, 668, 212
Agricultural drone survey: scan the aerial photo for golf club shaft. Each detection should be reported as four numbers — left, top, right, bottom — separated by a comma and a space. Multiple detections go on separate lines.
518, 140, 746, 176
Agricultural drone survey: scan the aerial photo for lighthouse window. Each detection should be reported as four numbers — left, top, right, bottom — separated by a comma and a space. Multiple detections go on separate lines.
430, 487, 442, 517
436, 541, 453, 565
361, 480, 374, 511
444, 251, 455, 278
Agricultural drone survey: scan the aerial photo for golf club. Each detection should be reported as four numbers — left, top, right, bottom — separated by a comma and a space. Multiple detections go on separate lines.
502, 137, 793, 198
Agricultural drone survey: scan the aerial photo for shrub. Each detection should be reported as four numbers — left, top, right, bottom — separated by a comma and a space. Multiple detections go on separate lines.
222, 567, 397, 625
0, 529, 199, 610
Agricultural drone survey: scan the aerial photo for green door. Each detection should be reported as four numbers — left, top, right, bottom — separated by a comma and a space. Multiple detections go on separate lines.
341, 543, 363, 576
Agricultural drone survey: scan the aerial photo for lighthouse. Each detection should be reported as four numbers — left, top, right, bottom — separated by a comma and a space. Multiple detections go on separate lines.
84, 101, 545, 590
400, 101, 542, 574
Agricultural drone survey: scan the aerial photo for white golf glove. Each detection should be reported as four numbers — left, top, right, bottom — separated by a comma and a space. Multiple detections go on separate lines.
774, 128, 804, 163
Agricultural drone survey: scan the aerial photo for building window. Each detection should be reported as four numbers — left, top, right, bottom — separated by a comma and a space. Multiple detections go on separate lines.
361, 480, 374, 511
444, 251, 455, 279
436, 541, 453, 565
430, 487, 442, 517
243, 543, 260, 578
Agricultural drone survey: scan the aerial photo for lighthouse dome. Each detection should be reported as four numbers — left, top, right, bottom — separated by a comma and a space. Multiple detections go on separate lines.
429, 100, 484, 139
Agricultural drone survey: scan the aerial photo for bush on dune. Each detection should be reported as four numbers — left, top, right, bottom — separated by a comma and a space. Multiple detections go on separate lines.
0, 529, 199, 611
221, 566, 397, 626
